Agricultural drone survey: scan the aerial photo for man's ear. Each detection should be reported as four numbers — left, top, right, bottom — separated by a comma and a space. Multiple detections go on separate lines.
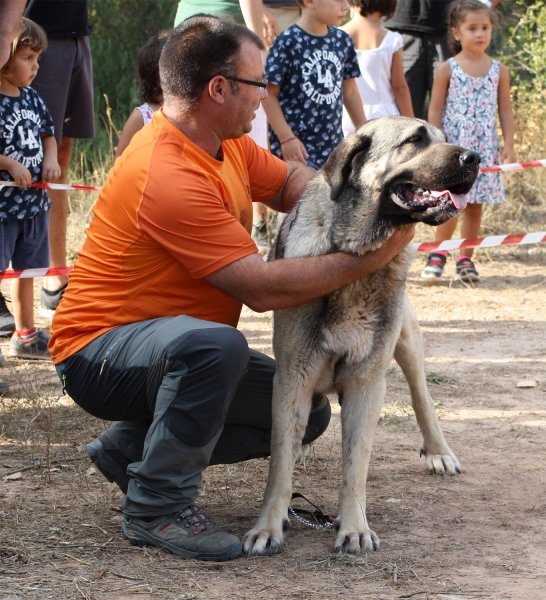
208, 75, 227, 105
322, 132, 371, 201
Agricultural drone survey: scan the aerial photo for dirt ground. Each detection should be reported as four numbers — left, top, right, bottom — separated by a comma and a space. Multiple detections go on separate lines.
1, 244, 545, 600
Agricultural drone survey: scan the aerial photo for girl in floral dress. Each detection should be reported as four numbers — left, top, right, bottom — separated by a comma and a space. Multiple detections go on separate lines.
421, 0, 515, 284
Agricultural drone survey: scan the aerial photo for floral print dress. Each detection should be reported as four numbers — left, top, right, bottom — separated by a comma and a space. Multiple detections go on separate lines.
442, 58, 504, 204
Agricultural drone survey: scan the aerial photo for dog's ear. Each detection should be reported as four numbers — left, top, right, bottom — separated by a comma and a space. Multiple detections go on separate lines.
322, 133, 372, 201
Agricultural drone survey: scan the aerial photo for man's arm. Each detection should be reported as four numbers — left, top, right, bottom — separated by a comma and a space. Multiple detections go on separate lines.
204, 225, 415, 312
0, 0, 26, 68
261, 162, 315, 214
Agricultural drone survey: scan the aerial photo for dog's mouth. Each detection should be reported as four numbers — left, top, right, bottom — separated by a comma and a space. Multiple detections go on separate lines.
392, 183, 468, 213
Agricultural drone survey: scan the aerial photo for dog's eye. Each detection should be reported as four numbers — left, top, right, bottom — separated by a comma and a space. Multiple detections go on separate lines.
406, 135, 422, 144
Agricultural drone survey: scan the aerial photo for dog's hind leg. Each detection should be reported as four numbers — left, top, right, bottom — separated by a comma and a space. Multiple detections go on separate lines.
394, 299, 461, 475
334, 372, 385, 553
243, 368, 316, 556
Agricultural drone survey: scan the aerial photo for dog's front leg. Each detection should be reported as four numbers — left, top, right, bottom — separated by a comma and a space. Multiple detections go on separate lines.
394, 299, 461, 475
243, 372, 313, 556
334, 375, 385, 553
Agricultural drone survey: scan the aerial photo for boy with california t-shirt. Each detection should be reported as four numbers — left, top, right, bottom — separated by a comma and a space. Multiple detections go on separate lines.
263, 0, 365, 168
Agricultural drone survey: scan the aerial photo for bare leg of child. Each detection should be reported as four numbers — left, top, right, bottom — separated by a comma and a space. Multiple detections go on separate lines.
11, 278, 35, 331
458, 203, 482, 259
434, 214, 459, 243
10, 278, 50, 359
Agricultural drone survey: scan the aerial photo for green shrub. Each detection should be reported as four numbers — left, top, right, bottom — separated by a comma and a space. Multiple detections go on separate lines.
89, 0, 177, 130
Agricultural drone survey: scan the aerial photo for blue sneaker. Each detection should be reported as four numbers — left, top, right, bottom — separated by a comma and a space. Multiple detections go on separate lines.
9, 329, 50, 360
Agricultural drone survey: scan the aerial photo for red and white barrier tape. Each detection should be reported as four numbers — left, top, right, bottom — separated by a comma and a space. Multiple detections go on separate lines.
0, 181, 101, 192
0, 267, 72, 280
414, 231, 546, 253
480, 159, 546, 173
0, 158, 545, 193
1, 232, 544, 277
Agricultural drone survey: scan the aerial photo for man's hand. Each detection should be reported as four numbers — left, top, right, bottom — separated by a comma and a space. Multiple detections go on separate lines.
375, 224, 416, 260
5, 158, 32, 187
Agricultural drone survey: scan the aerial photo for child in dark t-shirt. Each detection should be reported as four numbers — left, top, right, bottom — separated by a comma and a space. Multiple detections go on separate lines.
0, 18, 60, 360
263, 0, 366, 168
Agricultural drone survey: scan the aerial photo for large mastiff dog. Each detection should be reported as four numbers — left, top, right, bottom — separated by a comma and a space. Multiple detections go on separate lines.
244, 117, 480, 556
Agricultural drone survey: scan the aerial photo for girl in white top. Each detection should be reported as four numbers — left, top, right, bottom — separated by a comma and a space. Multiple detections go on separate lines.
341, 0, 413, 136
115, 32, 169, 159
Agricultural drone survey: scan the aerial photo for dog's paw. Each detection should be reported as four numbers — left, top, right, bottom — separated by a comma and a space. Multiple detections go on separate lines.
242, 522, 288, 556
421, 447, 461, 475
333, 527, 380, 554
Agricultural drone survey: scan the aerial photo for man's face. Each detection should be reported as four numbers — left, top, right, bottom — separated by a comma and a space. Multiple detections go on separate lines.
224, 40, 267, 139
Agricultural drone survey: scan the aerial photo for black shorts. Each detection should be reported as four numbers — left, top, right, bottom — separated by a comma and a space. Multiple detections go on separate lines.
32, 37, 95, 143
0, 211, 50, 271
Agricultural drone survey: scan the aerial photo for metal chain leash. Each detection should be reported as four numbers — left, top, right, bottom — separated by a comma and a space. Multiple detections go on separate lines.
288, 505, 334, 529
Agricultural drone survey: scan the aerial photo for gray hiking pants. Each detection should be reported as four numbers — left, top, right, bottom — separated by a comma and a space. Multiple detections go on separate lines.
55, 316, 331, 517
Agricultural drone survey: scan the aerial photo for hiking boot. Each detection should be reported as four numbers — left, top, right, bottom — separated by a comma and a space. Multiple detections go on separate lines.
0, 355, 8, 393
9, 329, 51, 360
455, 256, 480, 283
251, 219, 270, 254
39, 283, 67, 317
86, 434, 131, 494
0, 292, 15, 336
122, 504, 242, 562
421, 252, 447, 282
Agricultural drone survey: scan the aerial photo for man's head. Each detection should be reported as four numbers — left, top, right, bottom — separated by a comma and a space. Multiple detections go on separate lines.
159, 15, 265, 108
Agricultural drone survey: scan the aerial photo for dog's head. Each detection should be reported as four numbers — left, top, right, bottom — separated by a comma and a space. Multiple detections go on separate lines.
321, 117, 480, 238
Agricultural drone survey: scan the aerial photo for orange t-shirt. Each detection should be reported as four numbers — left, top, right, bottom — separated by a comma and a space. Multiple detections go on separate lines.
49, 111, 287, 365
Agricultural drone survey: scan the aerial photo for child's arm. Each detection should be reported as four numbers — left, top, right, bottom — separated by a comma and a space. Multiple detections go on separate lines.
262, 83, 309, 164
0, 155, 32, 186
390, 50, 414, 118
239, 0, 265, 44
427, 61, 451, 129
261, 5, 280, 47
41, 134, 61, 181
498, 63, 516, 164
342, 78, 366, 128
115, 110, 146, 159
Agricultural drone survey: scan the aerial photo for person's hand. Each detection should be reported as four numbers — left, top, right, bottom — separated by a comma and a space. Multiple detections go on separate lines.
501, 146, 516, 164
5, 159, 32, 187
262, 6, 280, 47
381, 224, 416, 257
349, 224, 416, 277
41, 158, 61, 182
280, 137, 308, 165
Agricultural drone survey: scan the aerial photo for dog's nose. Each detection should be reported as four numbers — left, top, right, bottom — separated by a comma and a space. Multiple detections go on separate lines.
460, 150, 481, 166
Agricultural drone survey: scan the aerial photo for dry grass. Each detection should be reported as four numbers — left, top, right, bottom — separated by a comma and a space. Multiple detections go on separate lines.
1, 105, 546, 598
2, 255, 546, 598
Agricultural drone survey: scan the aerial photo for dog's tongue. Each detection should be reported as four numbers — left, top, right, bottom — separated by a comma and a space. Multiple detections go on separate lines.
430, 189, 467, 210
